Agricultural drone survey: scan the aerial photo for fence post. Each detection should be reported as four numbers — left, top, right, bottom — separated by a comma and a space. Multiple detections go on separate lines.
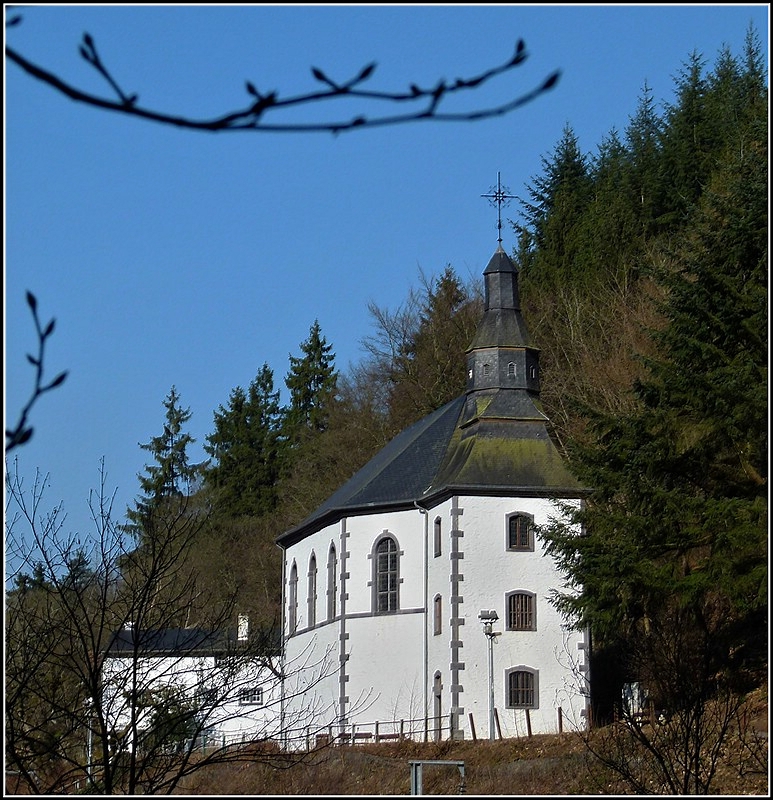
375, 720, 380, 743
493, 708, 502, 740
525, 708, 532, 738
558, 706, 563, 734
468, 713, 477, 741
400, 719, 405, 740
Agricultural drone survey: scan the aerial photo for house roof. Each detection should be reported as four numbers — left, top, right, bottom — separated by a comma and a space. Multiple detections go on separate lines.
104, 627, 224, 657
277, 246, 587, 548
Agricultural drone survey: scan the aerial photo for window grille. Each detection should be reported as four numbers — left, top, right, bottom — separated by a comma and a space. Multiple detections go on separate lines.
507, 670, 536, 708
507, 592, 535, 631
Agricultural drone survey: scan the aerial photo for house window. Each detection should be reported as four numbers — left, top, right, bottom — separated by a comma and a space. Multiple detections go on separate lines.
433, 517, 442, 557
508, 362, 516, 377
506, 668, 538, 709
507, 513, 534, 551
288, 563, 298, 632
374, 536, 399, 613
307, 554, 317, 628
506, 591, 536, 631
433, 594, 442, 635
327, 544, 337, 621
483, 363, 491, 376
239, 687, 264, 706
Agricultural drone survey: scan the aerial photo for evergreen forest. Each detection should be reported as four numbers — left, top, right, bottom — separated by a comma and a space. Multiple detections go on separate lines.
6, 27, 767, 794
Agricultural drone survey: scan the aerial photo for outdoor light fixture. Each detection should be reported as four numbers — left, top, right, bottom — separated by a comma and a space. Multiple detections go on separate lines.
479, 609, 501, 740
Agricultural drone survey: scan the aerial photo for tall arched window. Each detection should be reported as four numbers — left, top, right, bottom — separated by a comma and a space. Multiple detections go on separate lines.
307, 554, 317, 628
327, 544, 337, 621
433, 594, 442, 635
433, 517, 442, 557
507, 512, 534, 551
374, 536, 399, 613
288, 562, 298, 633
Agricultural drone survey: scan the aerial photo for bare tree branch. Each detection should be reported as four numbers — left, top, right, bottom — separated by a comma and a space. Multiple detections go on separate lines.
5, 292, 69, 453
5, 24, 560, 135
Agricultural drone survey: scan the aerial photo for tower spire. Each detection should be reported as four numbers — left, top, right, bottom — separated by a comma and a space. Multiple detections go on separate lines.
481, 172, 516, 244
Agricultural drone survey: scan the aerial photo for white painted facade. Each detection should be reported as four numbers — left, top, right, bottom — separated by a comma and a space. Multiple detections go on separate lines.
281, 494, 588, 741
101, 643, 281, 749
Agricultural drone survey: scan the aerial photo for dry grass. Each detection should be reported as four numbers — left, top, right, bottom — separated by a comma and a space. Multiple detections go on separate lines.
178, 690, 768, 796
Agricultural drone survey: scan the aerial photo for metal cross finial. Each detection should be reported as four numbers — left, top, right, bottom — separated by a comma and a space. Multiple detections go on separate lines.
481, 172, 515, 244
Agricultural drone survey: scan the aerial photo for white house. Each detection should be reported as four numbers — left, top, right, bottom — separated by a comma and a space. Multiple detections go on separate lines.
101, 621, 282, 752
276, 244, 590, 742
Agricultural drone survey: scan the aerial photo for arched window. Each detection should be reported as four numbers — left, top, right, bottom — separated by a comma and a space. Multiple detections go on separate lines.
507, 512, 534, 551
288, 562, 298, 633
433, 517, 442, 557
506, 667, 538, 709
506, 591, 536, 631
307, 554, 317, 628
373, 536, 399, 613
507, 362, 516, 377
433, 594, 442, 635
327, 544, 337, 621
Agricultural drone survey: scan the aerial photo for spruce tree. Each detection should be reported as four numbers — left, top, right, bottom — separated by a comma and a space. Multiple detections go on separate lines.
624, 80, 664, 235
516, 124, 592, 288
204, 364, 283, 517
387, 266, 480, 425
283, 320, 338, 445
126, 386, 199, 537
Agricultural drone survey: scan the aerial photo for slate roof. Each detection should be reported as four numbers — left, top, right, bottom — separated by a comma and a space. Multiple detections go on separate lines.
104, 627, 224, 657
277, 245, 587, 548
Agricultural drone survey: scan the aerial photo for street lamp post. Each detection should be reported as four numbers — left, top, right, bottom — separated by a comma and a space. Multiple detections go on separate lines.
478, 610, 501, 741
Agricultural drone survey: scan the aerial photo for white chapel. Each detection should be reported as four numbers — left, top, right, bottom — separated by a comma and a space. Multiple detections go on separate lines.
276, 242, 590, 742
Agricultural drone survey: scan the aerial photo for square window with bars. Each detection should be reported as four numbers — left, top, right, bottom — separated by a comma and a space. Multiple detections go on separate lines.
507, 592, 534, 630
508, 670, 535, 708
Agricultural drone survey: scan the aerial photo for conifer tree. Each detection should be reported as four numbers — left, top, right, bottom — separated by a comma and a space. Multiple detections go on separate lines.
624, 80, 664, 235
126, 386, 199, 537
204, 364, 283, 517
658, 50, 711, 224
386, 266, 480, 425
282, 320, 338, 446
516, 124, 592, 288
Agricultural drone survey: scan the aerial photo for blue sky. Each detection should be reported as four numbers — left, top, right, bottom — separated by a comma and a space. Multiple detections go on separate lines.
5, 4, 769, 574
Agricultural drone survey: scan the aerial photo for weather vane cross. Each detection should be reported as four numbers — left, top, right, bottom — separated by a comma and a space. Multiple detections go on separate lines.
481, 172, 515, 244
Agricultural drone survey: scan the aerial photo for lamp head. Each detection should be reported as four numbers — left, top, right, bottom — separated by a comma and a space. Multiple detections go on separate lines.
478, 609, 499, 623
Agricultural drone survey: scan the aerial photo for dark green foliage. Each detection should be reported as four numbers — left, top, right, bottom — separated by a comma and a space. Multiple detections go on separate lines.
535, 31, 767, 710
383, 266, 481, 428
126, 386, 200, 540
517, 124, 593, 289
624, 80, 664, 235
204, 364, 283, 517
282, 320, 339, 445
